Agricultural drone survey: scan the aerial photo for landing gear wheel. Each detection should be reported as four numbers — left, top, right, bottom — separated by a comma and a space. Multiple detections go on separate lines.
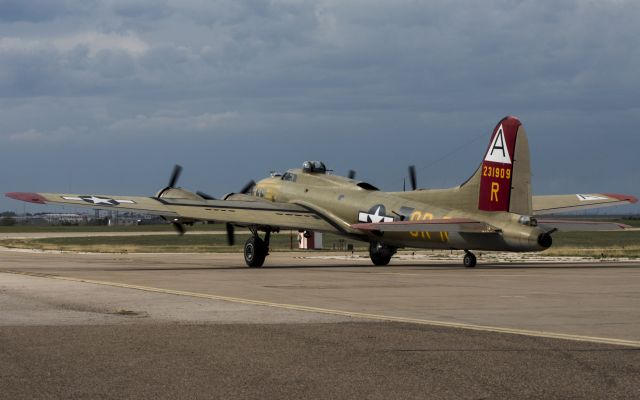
244, 236, 267, 268
369, 242, 396, 266
463, 251, 477, 268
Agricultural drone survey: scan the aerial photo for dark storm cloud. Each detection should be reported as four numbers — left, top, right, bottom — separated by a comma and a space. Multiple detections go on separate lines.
1, 0, 638, 212
0, 0, 74, 22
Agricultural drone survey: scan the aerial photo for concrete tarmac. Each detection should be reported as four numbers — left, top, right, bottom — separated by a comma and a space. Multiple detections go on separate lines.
1, 247, 639, 399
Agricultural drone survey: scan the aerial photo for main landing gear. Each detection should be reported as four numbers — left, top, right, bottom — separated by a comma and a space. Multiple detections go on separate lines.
244, 228, 271, 268
463, 250, 477, 268
369, 242, 397, 266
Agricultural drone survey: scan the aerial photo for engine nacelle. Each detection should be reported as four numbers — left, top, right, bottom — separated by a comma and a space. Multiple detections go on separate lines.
155, 187, 204, 201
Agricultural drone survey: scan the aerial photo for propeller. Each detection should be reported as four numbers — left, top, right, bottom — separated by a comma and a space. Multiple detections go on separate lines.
157, 164, 183, 199
158, 165, 186, 235
222, 179, 256, 246
171, 218, 185, 236
239, 180, 256, 195
162, 163, 253, 243
226, 223, 235, 246
348, 170, 356, 180
196, 191, 216, 200
408, 165, 417, 191
168, 164, 182, 188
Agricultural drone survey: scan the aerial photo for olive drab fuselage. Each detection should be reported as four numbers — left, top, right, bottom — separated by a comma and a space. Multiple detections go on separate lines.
253, 169, 548, 253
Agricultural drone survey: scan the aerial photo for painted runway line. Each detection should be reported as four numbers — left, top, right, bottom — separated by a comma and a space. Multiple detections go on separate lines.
2, 269, 639, 348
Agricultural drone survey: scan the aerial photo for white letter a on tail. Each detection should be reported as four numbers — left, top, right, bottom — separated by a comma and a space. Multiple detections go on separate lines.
484, 125, 512, 164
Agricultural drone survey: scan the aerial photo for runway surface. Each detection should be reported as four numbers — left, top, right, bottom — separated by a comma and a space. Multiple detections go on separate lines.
1, 247, 639, 399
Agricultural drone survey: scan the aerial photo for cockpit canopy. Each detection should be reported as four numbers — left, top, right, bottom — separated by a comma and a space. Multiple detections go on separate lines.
302, 161, 327, 174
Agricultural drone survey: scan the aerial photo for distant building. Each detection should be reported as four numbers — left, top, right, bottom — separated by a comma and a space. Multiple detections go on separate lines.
9, 211, 165, 226
299, 231, 323, 249
41, 213, 88, 225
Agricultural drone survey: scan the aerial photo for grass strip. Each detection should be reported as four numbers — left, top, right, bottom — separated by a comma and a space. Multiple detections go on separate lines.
0, 233, 368, 253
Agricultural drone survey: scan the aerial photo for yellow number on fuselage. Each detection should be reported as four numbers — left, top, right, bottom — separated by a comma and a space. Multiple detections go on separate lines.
409, 210, 448, 242
409, 211, 422, 238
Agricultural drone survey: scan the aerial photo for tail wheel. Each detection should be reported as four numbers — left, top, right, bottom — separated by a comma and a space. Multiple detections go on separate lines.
244, 236, 267, 268
463, 251, 477, 268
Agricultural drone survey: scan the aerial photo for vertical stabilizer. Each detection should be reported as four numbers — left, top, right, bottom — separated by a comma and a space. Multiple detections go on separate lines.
394, 116, 533, 216
477, 116, 532, 214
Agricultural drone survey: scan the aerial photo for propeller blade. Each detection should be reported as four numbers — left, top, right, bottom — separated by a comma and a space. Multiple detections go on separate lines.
168, 165, 182, 188
348, 170, 356, 179
172, 221, 185, 236
239, 180, 256, 194
196, 191, 216, 200
408, 165, 417, 191
226, 223, 235, 246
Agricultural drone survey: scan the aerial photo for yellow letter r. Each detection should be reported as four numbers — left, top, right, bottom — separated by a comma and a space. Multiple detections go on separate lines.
490, 182, 500, 202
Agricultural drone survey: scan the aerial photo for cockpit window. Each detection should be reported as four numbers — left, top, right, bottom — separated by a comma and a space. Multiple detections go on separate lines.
302, 161, 327, 174
281, 172, 297, 182
357, 182, 379, 191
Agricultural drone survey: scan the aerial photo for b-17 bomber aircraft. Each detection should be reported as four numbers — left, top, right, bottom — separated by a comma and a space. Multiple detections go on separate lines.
6, 116, 637, 267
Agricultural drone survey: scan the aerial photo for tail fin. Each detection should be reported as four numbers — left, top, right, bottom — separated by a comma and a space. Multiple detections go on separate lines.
396, 116, 532, 215
476, 116, 531, 214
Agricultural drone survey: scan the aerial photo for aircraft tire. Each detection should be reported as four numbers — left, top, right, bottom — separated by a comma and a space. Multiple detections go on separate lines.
369, 242, 394, 266
244, 236, 267, 268
370, 253, 391, 266
463, 252, 477, 268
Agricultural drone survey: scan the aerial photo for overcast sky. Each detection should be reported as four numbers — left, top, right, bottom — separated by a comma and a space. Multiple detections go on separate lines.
1, 0, 638, 213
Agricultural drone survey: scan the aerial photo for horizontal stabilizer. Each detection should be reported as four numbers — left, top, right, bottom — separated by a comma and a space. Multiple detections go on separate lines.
352, 218, 497, 233
538, 219, 633, 232
533, 193, 637, 215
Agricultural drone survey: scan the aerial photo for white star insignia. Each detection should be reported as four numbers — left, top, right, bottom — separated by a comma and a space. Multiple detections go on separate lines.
87, 196, 115, 205
370, 206, 386, 223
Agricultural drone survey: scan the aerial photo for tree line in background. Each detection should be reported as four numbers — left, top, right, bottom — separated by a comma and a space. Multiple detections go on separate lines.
0, 211, 16, 225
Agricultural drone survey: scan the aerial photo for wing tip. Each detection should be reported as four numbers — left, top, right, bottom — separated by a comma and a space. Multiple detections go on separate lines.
603, 193, 638, 204
5, 192, 47, 204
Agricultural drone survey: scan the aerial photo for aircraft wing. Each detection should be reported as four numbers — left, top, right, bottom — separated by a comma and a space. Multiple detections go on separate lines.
351, 218, 498, 233
5, 192, 353, 234
532, 193, 637, 215
6, 192, 178, 216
